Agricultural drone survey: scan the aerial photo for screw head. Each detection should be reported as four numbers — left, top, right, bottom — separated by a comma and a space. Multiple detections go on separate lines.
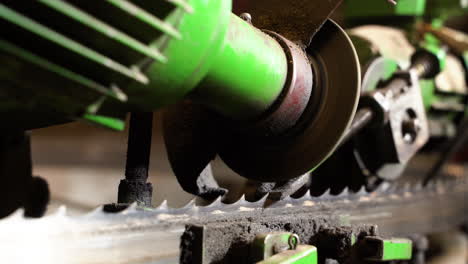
239, 13, 252, 24
401, 109, 421, 144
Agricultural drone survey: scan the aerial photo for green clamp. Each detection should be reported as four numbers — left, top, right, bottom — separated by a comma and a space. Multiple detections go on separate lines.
251, 232, 317, 264
361, 236, 413, 261
258, 245, 318, 264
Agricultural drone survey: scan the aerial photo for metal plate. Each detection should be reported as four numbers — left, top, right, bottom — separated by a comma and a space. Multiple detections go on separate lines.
236, 0, 343, 47
219, 20, 361, 181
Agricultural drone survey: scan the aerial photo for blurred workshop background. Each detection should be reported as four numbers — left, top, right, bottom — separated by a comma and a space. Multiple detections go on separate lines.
31, 112, 248, 215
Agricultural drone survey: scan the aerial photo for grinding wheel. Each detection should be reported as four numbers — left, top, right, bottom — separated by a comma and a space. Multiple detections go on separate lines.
218, 20, 361, 182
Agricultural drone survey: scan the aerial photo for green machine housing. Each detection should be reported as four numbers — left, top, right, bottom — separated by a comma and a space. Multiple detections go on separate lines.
0, 0, 289, 130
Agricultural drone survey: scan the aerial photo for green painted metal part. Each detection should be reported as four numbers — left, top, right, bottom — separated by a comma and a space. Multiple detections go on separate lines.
381, 239, 413, 261
421, 33, 447, 71
257, 245, 318, 264
420, 80, 437, 110
129, 2, 288, 120
363, 237, 413, 261
81, 114, 126, 131
131, 0, 233, 109
252, 232, 297, 261
252, 233, 317, 264
417, 33, 448, 111
193, 14, 287, 120
0, 0, 288, 129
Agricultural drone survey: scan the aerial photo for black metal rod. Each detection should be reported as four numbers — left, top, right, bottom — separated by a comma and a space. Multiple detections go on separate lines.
339, 108, 374, 147
118, 112, 154, 206
125, 112, 153, 182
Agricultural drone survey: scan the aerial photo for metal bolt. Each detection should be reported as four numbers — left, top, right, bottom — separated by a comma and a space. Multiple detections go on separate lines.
288, 234, 300, 250
402, 119, 421, 144
118, 112, 154, 206
239, 13, 252, 24
402, 109, 421, 144
409, 236, 428, 264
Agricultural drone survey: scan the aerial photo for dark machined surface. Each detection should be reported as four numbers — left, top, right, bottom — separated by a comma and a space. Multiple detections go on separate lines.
236, 0, 344, 47
163, 102, 227, 199
118, 112, 154, 206
1, 171, 464, 263
219, 20, 361, 181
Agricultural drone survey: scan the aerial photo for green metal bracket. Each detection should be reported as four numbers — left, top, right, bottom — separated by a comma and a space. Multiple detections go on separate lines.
251, 232, 317, 264
361, 236, 413, 261
81, 114, 125, 131
257, 245, 318, 264
252, 232, 297, 261
0, 0, 288, 129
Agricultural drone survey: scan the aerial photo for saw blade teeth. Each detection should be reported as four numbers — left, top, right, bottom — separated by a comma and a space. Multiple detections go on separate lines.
319, 189, 332, 199
238, 194, 247, 205
120, 202, 139, 214
53, 206, 68, 217
293, 191, 306, 201
208, 196, 223, 207
83, 205, 106, 218
388, 183, 398, 193
338, 187, 350, 197
270, 196, 292, 208
283, 196, 294, 203
4, 208, 25, 221
254, 194, 268, 206
156, 200, 168, 211
225, 194, 249, 208
402, 182, 411, 192
294, 190, 312, 201
413, 182, 423, 191
376, 182, 390, 193
182, 198, 197, 209
357, 186, 367, 195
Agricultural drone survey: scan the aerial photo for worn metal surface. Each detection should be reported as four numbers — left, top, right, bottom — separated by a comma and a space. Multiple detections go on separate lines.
118, 112, 153, 206
251, 232, 300, 262
257, 245, 317, 264
219, 20, 361, 181
237, 0, 343, 47
193, 14, 288, 121
357, 70, 430, 180
240, 30, 313, 138
179, 175, 467, 263
163, 102, 227, 199
360, 237, 413, 261
163, 25, 316, 185
0, 172, 465, 263
255, 174, 311, 201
